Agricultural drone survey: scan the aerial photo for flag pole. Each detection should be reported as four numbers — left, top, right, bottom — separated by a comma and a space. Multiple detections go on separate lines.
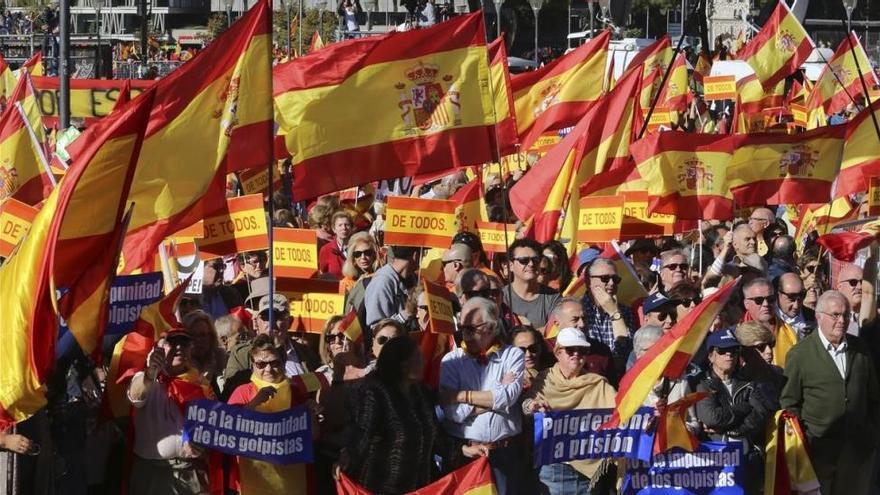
266, 0, 277, 334
812, 37, 864, 113
637, 28, 690, 140
840, 24, 880, 144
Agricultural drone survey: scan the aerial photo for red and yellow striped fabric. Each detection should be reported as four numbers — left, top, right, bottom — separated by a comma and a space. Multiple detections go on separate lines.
509, 69, 641, 243
339, 309, 363, 343
336, 457, 495, 494
275, 13, 496, 200
809, 32, 879, 117
737, 0, 813, 91
728, 125, 846, 206
693, 52, 712, 86
837, 99, 880, 198
656, 53, 689, 115
488, 36, 519, 156
654, 392, 707, 455
120, 0, 272, 272
510, 30, 610, 150
601, 242, 648, 309
0, 198, 38, 257
619, 35, 672, 110
629, 131, 734, 220
602, 278, 739, 429
0, 73, 53, 205
0, 53, 15, 104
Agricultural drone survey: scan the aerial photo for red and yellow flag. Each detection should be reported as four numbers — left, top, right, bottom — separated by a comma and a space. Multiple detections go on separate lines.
508, 69, 642, 243
274, 13, 495, 200
737, 0, 813, 91
337, 457, 495, 495
809, 32, 878, 117
0, 74, 53, 205
693, 52, 712, 86
629, 131, 734, 220
602, 241, 648, 309
510, 30, 610, 150
339, 309, 364, 343
620, 35, 672, 110
0, 198, 39, 257
728, 125, 846, 206
16, 51, 43, 77
837, 99, 880, 198
309, 30, 325, 52
451, 177, 485, 232
764, 411, 820, 494
656, 53, 689, 115
120, 0, 272, 272
0, 53, 15, 106
654, 391, 707, 455
488, 36, 519, 156
602, 278, 739, 428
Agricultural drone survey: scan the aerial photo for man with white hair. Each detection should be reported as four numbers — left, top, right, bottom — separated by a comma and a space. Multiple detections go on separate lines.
781, 290, 880, 494
439, 297, 526, 494
836, 253, 878, 337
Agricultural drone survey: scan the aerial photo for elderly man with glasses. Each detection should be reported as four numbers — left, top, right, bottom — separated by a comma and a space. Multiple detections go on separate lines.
439, 297, 526, 494
747, 207, 775, 257
657, 249, 690, 294
835, 248, 878, 337
781, 290, 880, 495
502, 238, 560, 328
581, 258, 635, 352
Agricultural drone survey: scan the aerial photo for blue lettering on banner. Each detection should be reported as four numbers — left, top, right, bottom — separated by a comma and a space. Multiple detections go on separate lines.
533, 407, 655, 467
622, 441, 745, 495
107, 273, 164, 335
182, 399, 313, 465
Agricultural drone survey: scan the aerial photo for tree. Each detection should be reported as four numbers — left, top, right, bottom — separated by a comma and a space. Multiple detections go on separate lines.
206, 12, 229, 40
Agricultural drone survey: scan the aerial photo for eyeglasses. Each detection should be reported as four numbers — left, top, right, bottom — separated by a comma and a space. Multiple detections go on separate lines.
820, 311, 850, 322
442, 259, 464, 267
562, 346, 589, 356
779, 290, 806, 301
463, 288, 499, 299
518, 344, 541, 354
746, 295, 776, 306
325, 333, 347, 344
590, 274, 622, 284
375, 335, 391, 346
662, 263, 690, 272
714, 347, 740, 356
677, 296, 702, 308
166, 335, 193, 347
253, 359, 283, 369
259, 309, 287, 322
839, 279, 861, 288
460, 321, 493, 335
513, 256, 542, 266
245, 258, 263, 266
749, 217, 770, 224
353, 249, 375, 259
751, 342, 775, 353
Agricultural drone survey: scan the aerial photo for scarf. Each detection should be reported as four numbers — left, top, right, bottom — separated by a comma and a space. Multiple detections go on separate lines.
461, 341, 501, 366
159, 368, 214, 413
249, 373, 292, 413
529, 364, 616, 479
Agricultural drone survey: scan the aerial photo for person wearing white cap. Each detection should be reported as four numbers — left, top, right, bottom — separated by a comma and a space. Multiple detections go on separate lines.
522, 327, 617, 493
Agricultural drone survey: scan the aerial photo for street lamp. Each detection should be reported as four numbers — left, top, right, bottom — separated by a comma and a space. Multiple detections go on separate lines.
224, 0, 233, 27
841, 0, 856, 32
316, 0, 326, 42
528, 0, 542, 64
297, 0, 303, 55
95, 0, 104, 78
492, 0, 502, 38
365, 0, 377, 31
284, 0, 292, 56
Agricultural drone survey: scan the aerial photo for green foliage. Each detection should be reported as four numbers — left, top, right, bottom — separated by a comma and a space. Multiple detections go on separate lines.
271, 7, 338, 55
632, 0, 679, 13
206, 12, 228, 40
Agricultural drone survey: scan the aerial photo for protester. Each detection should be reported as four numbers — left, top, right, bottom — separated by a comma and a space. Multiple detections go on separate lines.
551, 297, 623, 383
309, 204, 334, 250
522, 327, 617, 493
370, 318, 407, 363
735, 321, 785, 407
767, 235, 797, 281
316, 315, 366, 383
667, 281, 702, 320
780, 290, 880, 494
747, 207, 775, 256
439, 297, 525, 494
502, 239, 560, 328
657, 249, 689, 294
340, 231, 379, 298
581, 258, 636, 351
511, 325, 554, 387
442, 242, 474, 291
625, 238, 660, 272
200, 257, 243, 320
318, 211, 354, 279
542, 240, 573, 291
364, 245, 420, 328
233, 250, 268, 302
775, 272, 815, 339
836, 254, 878, 336
181, 310, 226, 390
643, 292, 678, 333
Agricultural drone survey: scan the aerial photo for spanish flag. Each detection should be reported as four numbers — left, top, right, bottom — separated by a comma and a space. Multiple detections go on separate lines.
736, 0, 813, 92
693, 52, 712, 86
653, 391, 706, 455
18, 51, 43, 77
808, 32, 878, 117
510, 30, 610, 150
120, 0, 272, 272
837, 99, 880, 198
274, 13, 497, 200
0, 77, 52, 205
656, 53, 689, 115
0, 53, 15, 104
336, 457, 495, 494
619, 35, 672, 109
764, 411, 820, 494
816, 219, 880, 263
451, 177, 485, 231
508, 69, 641, 243
488, 36, 519, 156
602, 278, 739, 429
727, 125, 845, 207
339, 308, 363, 343
629, 131, 734, 219
309, 30, 324, 52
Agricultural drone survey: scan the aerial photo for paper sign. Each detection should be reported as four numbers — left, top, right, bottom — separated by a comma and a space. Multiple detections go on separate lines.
31, 75, 152, 120
107, 273, 164, 335
273, 228, 318, 279
703, 75, 736, 101
239, 167, 282, 197
384, 196, 457, 249
475, 221, 517, 253
869, 178, 880, 217
0, 198, 39, 258
644, 106, 672, 132
200, 194, 268, 258
577, 196, 624, 242
279, 278, 344, 333
621, 191, 675, 239
423, 279, 456, 334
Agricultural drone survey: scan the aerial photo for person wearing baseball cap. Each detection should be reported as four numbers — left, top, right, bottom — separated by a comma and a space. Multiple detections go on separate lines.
522, 327, 617, 492
695, 329, 772, 491
643, 292, 679, 333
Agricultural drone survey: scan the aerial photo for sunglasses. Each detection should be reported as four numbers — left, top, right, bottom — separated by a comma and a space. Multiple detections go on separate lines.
518, 344, 541, 354
662, 263, 690, 272
375, 335, 391, 346
442, 258, 464, 267
714, 347, 740, 355
562, 346, 589, 356
166, 335, 193, 347
839, 279, 861, 288
325, 333, 347, 344
253, 359, 282, 369
590, 274, 622, 284
677, 296, 702, 308
820, 311, 850, 322
259, 309, 287, 321
751, 342, 775, 353
353, 249, 375, 259
655, 310, 677, 322
417, 304, 429, 311
464, 289, 499, 299
460, 322, 492, 335
749, 217, 770, 224
779, 290, 805, 301
746, 295, 776, 306
513, 256, 542, 266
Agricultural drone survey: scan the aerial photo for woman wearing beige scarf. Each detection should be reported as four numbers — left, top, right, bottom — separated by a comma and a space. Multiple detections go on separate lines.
522, 328, 617, 495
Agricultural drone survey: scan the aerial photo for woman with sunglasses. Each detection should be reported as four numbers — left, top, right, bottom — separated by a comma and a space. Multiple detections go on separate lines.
542, 241, 573, 291
511, 326, 555, 388
734, 322, 785, 408
227, 334, 319, 495
340, 232, 380, 298
522, 328, 617, 494
667, 281, 702, 320
316, 315, 367, 384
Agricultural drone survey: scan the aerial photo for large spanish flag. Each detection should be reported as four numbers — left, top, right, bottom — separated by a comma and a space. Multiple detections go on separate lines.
727, 125, 845, 207
336, 457, 495, 494
602, 278, 739, 429
809, 33, 878, 117
619, 35, 672, 110
510, 30, 609, 150
275, 13, 496, 199
0, 52, 16, 106
0, 76, 52, 205
629, 131, 734, 220
737, 0, 813, 91
488, 36, 519, 156
508, 69, 641, 243
837, 99, 880, 198
119, 0, 272, 272
656, 53, 689, 114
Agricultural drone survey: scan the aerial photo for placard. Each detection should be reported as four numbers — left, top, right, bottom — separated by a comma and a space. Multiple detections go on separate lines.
273, 228, 318, 279
474, 221, 518, 253
384, 196, 457, 249
0, 198, 39, 258
200, 194, 268, 258
703, 75, 736, 101
621, 191, 675, 239
869, 177, 880, 217
279, 278, 345, 333
622, 442, 745, 495
577, 196, 624, 242
239, 167, 283, 197
422, 279, 456, 334
107, 273, 164, 335
30, 76, 153, 120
